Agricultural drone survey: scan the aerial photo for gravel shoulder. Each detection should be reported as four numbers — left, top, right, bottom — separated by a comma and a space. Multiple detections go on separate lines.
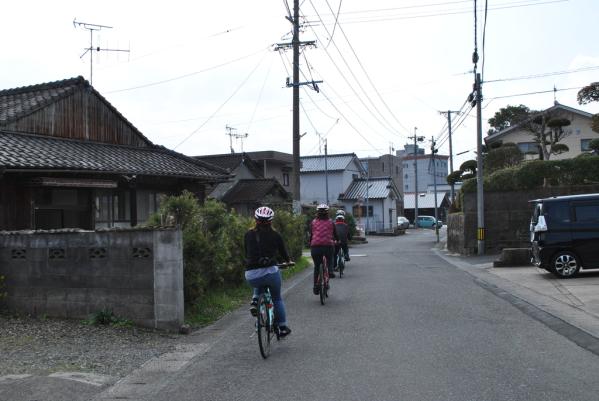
0, 314, 181, 378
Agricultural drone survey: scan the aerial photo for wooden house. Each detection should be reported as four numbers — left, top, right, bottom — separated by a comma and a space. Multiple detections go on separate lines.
0, 76, 231, 230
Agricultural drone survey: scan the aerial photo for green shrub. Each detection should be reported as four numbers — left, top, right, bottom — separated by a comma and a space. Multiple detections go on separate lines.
272, 209, 305, 261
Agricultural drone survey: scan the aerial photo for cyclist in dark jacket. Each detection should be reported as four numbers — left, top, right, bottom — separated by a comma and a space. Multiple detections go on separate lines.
244, 206, 292, 337
333, 213, 351, 269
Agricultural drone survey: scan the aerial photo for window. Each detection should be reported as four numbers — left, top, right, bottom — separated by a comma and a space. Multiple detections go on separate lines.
382, 163, 385, 172
283, 173, 290, 186
404, 173, 408, 179
581, 139, 592, 152
517, 142, 540, 154
573, 202, 599, 222
352, 205, 373, 217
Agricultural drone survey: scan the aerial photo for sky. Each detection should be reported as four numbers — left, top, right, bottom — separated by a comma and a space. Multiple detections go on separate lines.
2, 0, 599, 171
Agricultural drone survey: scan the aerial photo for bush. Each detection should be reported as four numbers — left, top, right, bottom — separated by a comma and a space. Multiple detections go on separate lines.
272, 209, 305, 261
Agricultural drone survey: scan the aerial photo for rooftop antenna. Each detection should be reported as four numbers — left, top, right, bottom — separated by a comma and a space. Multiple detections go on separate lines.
73, 19, 130, 85
225, 125, 248, 153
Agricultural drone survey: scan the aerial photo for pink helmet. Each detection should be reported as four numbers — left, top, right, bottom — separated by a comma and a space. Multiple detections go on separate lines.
254, 206, 275, 222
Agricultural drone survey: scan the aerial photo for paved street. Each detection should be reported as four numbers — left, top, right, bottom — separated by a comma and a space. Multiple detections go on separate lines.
95, 229, 599, 401
4, 229, 599, 401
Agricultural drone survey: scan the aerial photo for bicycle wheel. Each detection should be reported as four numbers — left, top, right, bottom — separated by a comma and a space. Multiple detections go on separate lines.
338, 256, 344, 278
257, 294, 271, 358
319, 261, 326, 305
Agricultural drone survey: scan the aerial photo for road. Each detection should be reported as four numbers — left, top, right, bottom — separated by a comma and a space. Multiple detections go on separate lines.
132, 230, 599, 401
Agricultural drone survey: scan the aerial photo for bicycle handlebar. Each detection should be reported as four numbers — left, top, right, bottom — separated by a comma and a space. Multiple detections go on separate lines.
277, 261, 295, 269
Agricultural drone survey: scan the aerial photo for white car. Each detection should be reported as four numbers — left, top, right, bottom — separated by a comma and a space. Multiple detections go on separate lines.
397, 216, 410, 229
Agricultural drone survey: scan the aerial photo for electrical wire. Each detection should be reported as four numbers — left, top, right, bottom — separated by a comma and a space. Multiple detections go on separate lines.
324, 0, 343, 49
485, 65, 599, 83
322, 0, 411, 137
304, 3, 404, 139
106, 47, 270, 94
481, 0, 488, 81
319, 88, 382, 155
487, 86, 582, 100
245, 53, 275, 135
172, 51, 269, 150
304, 0, 567, 25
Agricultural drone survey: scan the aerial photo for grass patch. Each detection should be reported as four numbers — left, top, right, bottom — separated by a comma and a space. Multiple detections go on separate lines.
186, 256, 311, 328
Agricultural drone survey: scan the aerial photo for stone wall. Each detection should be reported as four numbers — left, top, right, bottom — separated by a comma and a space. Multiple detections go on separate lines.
0, 228, 183, 331
448, 185, 599, 255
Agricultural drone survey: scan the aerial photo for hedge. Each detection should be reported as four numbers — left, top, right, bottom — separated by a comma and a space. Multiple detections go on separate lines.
461, 156, 599, 193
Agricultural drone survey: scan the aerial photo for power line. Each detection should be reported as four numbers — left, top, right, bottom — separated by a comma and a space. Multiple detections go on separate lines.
305, 0, 567, 25
324, 0, 343, 48
172, 51, 269, 150
305, 2, 405, 139
322, 0, 411, 137
485, 65, 599, 83
488, 85, 582, 100
106, 47, 269, 94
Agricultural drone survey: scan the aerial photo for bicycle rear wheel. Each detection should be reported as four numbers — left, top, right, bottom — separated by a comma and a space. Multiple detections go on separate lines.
320, 257, 326, 305
338, 254, 344, 277
257, 294, 271, 358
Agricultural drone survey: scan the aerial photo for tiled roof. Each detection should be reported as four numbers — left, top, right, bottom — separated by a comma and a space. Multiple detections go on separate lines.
0, 76, 152, 145
403, 193, 447, 209
194, 153, 263, 177
221, 179, 289, 203
300, 153, 363, 173
339, 177, 398, 200
0, 130, 231, 180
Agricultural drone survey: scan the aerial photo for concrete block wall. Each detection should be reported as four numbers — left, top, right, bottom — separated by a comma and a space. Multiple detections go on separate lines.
0, 228, 183, 331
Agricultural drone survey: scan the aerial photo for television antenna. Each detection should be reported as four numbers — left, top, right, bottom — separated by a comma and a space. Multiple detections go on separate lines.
73, 19, 130, 85
225, 125, 248, 153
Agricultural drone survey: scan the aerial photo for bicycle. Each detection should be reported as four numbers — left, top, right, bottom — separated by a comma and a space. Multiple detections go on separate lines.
336, 246, 346, 278
255, 262, 294, 359
316, 255, 330, 305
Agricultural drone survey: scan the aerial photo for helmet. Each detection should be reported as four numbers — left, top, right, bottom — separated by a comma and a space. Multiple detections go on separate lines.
336, 214, 345, 221
254, 206, 274, 222
316, 203, 329, 211
336, 209, 346, 216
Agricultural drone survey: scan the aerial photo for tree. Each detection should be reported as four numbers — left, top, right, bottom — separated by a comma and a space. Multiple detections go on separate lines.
589, 138, 599, 154
488, 104, 531, 135
483, 143, 524, 173
527, 112, 571, 160
578, 82, 599, 133
460, 160, 477, 179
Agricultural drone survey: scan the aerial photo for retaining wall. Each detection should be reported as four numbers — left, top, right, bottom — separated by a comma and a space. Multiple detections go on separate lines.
0, 228, 183, 331
448, 185, 599, 255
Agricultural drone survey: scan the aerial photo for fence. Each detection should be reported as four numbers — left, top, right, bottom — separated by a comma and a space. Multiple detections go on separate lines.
0, 227, 183, 331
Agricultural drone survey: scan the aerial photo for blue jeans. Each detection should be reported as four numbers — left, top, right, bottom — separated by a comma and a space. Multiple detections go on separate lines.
246, 271, 287, 327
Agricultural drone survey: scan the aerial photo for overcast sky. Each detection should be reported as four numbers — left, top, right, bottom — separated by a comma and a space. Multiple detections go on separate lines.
2, 0, 598, 170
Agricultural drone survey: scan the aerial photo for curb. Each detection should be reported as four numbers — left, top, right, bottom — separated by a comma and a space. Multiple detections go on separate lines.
433, 247, 599, 356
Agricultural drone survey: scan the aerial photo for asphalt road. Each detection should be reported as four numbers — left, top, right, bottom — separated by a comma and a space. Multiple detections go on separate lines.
145, 230, 599, 401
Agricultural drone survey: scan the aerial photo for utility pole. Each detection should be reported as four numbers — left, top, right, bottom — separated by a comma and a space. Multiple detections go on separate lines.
324, 139, 329, 204
365, 166, 370, 234
408, 128, 425, 228
475, 72, 485, 255
276, 1, 320, 213
73, 19, 129, 86
431, 136, 440, 243
440, 110, 460, 202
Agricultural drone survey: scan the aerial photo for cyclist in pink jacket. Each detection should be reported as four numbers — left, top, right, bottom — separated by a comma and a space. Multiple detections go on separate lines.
309, 204, 338, 295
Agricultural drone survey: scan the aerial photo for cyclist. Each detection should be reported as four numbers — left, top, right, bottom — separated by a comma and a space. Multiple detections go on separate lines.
244, 206, 292, 337
309, 203, 338, 295
333, 213, 351, 271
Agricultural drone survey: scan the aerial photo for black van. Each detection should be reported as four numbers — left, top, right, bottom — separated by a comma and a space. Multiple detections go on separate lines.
530, 193, 599, 278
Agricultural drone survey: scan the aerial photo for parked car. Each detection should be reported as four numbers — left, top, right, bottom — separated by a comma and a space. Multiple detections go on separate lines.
397, 216, 410, 230
530, 193, 599, 278
416, 215, 442, 229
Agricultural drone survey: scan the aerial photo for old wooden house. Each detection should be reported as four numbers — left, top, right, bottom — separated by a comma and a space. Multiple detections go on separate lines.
0, 76, 231, 230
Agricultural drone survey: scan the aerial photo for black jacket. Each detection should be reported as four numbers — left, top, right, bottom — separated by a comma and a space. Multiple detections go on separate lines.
244, 227, 290, 270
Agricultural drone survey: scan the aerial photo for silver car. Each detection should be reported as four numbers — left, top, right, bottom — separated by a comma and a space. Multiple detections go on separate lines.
397, 216, 410, 230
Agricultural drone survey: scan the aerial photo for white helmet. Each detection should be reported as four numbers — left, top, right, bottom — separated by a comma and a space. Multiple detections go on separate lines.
316, 203, 329, 216
336, 209, 346, 216
254, 206, 274, 222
